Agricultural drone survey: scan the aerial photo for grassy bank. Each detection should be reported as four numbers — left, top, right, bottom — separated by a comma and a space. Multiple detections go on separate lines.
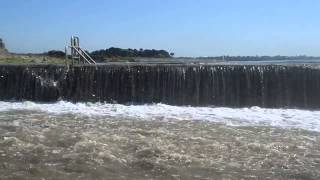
0, 55, 139, 64
0, 55, 172, 64
0, 55, 67, 64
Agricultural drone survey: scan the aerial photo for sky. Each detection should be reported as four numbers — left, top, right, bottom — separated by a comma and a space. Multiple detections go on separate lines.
1, 0, 320, 57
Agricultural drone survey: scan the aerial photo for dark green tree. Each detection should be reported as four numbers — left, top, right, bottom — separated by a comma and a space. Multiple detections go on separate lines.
90, 47, 172, 60
46, 50, 66, 58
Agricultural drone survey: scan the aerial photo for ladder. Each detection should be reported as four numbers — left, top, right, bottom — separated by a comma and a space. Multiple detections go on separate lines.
65, 36, 96, 64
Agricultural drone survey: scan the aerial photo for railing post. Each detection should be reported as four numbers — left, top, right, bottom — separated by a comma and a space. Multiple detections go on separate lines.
65, 46, 68, 66
67, 36, 96, 65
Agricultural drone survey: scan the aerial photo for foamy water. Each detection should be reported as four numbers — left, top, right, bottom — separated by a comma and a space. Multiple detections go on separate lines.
0, 101, 320, 132
1, 101, 320, 179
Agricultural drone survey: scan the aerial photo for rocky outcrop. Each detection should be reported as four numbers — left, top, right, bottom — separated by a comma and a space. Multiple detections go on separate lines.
0, 64, 319, 108
0, 38, 8, 56
0, 38, 5, 49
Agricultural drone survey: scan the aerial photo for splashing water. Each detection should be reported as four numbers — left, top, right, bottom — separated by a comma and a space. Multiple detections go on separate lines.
0, 101, 320, 131
0, 101, 320, 179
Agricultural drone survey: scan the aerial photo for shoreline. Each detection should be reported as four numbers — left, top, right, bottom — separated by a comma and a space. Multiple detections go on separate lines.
0, 61, 319, 67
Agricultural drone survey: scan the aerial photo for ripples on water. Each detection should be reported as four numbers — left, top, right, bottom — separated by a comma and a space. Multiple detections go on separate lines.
0, 101, 319, 179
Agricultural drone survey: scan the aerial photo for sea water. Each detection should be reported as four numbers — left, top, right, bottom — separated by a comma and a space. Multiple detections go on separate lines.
0, 101, 319, 179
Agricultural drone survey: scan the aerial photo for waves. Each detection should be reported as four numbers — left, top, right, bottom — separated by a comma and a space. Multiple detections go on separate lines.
0, 101, 320, 132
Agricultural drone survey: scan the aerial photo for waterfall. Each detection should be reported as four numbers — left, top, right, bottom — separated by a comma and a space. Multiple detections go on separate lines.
0, 64, 319, 108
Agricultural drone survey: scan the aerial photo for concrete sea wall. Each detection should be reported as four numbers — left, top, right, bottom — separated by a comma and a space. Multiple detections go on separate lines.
0, 64, 319, 108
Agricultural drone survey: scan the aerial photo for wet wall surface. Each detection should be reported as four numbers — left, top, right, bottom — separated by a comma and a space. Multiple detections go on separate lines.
0, 64, 319, 108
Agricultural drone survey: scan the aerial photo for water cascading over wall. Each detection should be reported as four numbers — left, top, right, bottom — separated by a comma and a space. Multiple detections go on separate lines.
0, 64, 319, 108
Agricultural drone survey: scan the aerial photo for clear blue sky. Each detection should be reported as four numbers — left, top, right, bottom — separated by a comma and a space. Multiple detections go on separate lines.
1, 0, 320, 56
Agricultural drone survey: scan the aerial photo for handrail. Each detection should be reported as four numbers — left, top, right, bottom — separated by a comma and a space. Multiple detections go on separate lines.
67, 36, 97, 65
70, 46, 93, 64
78, 48, 96, 64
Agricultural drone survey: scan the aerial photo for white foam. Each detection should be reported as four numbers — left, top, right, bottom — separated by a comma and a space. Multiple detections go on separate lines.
0, 101, 320, 132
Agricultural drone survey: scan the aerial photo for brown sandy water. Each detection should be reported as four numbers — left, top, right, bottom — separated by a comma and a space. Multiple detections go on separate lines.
0, 103, 320, 180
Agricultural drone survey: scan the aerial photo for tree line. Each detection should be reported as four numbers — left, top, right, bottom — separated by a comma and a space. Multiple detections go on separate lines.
45, 47, 174, 61
90, 47, 173, 61
44, 49, 320, 62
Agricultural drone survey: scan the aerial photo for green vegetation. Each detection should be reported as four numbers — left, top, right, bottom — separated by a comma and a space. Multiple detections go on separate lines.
0, 46, 174, 64
46, 50, 66, 59
1, 35, 318, 64
0, 55, 66, 64
91, 47, 173, 62
0, 49, 67, 64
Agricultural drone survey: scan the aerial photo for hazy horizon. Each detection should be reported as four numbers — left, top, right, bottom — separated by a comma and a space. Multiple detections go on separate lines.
1, 0, 320, 57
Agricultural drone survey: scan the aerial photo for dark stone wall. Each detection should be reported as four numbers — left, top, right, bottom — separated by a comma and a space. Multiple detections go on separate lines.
0, 64, 319, 108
